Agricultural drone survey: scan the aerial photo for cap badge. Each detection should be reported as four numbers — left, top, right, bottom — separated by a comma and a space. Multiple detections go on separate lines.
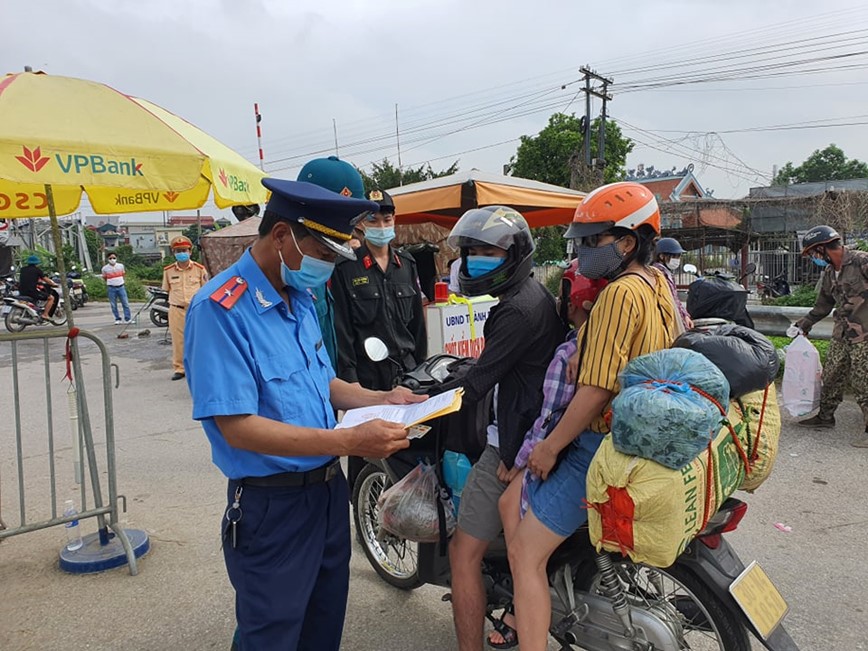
340, 187, 352, 197
255, 288, 273, 308
369, 190, 383, 201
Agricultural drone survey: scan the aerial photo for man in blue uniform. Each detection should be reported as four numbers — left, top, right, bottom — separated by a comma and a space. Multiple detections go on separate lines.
185, 178, 425, 651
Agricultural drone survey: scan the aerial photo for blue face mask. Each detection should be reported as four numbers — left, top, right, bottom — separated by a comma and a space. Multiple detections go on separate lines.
812, 257, 829, 268
174, 252, 190, 263
364, 226, 395, 247
466, 255, 505, 278
280, 230, 335, 290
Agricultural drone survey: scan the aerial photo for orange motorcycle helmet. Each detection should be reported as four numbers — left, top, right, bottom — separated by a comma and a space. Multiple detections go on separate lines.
565, 181, 661, 239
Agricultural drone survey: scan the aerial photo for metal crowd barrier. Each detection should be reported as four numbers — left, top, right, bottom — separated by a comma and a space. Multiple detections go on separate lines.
0, 327, 139, 575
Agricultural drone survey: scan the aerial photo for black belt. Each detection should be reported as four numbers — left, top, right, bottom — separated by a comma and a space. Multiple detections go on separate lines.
241, 459, 341, 488
170, 304, 187, 310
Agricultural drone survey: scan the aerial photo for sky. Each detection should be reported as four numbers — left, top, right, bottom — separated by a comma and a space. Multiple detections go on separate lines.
4, 0, 868, 221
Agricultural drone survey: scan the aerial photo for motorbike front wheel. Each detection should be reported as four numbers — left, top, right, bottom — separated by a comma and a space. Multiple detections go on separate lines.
150, 303, 169, 328
50, 309, 68, 326
574, 558, 751, 651
351, 463, 422, 591
5, 306, 28, 333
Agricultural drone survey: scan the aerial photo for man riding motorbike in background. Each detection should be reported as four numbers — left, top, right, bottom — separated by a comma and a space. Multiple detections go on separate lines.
19, 254, 58, 321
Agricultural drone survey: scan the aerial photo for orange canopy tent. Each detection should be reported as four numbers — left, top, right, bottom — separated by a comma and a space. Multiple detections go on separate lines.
389, 169, 586, 228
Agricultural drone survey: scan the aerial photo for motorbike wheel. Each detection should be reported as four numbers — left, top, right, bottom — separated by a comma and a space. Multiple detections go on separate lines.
50, 310, 68, 326
5, 307, 28, 333
71, 298, 78, 310
150, 305, 169, 328
352, 463, 422, 591
575, 558, 751, 651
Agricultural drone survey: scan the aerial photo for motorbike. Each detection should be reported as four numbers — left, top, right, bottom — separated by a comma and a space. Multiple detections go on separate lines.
352, 336, 799, 651
3, 281, 67, 332
0, 273, 17, 299
145, 286, 169, 328
758, 272, 791, 305
66, 268, 88, 310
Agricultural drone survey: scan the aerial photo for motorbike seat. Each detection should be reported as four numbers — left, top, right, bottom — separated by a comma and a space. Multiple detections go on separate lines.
16, 295, 35, 303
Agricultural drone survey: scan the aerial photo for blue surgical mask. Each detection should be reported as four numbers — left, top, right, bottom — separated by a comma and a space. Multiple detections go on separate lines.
466, 255, 505, 278
812, 258, 829, 268
364, 226, 395, 247
174, 252, 190, 263
280, 229, 335, 290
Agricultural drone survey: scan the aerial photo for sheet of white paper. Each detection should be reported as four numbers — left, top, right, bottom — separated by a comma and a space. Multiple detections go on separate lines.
335, 388, 461, 429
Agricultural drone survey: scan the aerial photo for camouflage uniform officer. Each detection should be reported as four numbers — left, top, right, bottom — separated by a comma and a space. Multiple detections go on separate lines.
796, 225, 868, 447
162, 235, 208, 381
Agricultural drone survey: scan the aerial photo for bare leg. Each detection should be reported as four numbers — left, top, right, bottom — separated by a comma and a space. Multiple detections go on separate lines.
449, 528, 490, 651
499, 473, 524, 547
508, 507, 567, 651
42, 294, 55, 319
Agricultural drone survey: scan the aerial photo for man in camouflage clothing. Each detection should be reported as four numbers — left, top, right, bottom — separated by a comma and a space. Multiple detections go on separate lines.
796, 225, 868, 447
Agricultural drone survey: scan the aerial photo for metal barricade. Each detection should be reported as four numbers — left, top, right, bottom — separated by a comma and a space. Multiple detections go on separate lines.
0, 327, 139, 575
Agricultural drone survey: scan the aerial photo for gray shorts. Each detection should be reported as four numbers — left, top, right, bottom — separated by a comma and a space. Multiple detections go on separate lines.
457, 445, 507, 542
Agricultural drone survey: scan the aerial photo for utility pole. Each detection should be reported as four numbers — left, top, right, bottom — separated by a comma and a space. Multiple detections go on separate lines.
579, 66, 614, 184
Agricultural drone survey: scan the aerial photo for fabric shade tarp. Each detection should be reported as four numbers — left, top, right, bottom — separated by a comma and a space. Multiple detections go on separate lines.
388, 170, 585, 228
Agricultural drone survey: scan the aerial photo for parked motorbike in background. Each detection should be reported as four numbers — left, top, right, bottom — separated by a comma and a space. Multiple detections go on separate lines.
3, 281, 67, 332
66, 267, 88, 310
758, 272, 791, 304
145, 286, 169, 327
351, 336, 799, 651
0, 270, 17, 299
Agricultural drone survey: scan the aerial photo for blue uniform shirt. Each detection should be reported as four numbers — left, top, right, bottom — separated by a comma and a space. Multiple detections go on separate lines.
184, 249, 336, 479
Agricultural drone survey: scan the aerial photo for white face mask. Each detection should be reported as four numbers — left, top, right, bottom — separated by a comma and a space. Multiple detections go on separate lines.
666, 257, 681, 271
108, 258, 117, 265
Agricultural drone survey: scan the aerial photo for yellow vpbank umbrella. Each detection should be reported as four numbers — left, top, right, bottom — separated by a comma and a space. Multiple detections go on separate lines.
0, 71, 267, 220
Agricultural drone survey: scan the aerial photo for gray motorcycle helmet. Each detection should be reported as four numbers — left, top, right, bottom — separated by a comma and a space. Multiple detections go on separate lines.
446, 206, 535, 297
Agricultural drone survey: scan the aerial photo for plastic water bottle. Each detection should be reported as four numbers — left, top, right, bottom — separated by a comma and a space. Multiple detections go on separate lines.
63, 500, 83, 551
442, 451, 472, 514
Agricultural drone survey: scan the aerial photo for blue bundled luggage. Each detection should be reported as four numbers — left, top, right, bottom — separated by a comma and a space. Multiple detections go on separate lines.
611, 348, 730, 469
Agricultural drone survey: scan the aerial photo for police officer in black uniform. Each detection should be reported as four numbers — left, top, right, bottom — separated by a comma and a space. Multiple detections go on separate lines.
331, 189, 428, 488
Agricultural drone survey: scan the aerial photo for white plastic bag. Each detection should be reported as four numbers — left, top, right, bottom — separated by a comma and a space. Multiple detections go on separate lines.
377, 463, 455, 543
781, 335, 822, 417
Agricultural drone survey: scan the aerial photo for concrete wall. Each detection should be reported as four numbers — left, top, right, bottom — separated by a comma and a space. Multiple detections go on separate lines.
746, 305, 832, 339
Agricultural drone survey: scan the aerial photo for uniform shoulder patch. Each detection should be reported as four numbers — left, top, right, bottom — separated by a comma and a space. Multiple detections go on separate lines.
192, 261, 206, 269
210, 276, 248, 309
163, 263, 175, 270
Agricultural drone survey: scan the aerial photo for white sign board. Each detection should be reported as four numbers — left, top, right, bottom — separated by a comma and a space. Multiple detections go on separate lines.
426, 295, 498, 358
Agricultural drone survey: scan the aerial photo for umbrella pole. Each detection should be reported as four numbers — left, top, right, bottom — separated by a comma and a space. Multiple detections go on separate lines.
44, 184, 75, 328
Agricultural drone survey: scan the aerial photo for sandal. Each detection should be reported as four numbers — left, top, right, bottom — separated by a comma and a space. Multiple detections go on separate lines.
487, 606, 519, 649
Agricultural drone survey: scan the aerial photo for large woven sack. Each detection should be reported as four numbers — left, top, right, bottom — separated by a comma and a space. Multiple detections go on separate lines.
587, 426, 748, 568
733, 386, 781, 492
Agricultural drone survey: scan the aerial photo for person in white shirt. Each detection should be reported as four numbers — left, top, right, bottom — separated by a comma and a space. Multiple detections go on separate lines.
101, 254, 132, 324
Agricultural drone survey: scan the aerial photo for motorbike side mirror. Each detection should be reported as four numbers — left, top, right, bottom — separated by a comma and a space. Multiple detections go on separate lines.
363, 337, 389, 362
683, 263, 698, 275
744, 262, 757, 275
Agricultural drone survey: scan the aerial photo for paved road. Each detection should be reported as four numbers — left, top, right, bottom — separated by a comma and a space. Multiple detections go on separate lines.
0, 305, 865, 650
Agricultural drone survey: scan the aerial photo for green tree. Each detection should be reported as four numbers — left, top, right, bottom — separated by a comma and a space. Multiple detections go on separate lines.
507, 113, 634, 190
113, 243, 146, 268
533, 226, 568, 265
774, 144, 868, 185
358, 158, 459, 192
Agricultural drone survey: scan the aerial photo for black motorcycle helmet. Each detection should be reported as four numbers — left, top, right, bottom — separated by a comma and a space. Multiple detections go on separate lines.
446, 206, 534, 297
801, 225, 841, 255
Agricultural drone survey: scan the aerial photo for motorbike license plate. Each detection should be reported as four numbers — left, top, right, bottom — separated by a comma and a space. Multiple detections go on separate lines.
728, 561, 788, 639
1, 305, 10, 314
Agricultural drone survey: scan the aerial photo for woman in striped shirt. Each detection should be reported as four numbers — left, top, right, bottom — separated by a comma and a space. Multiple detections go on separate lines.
506, 182, 679, 651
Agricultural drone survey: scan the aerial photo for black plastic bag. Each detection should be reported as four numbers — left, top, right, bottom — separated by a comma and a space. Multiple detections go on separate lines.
686, 275, 754, 329
672, 324, 779, 398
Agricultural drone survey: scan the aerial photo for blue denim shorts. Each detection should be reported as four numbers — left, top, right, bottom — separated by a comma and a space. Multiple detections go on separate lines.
526, 431, 605, 538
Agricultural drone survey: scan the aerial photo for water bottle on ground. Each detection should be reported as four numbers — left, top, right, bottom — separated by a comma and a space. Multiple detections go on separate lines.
63, 499, 83, 551
442, 451, 472, 514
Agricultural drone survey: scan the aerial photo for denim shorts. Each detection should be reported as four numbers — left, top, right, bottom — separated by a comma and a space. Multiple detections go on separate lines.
526, 431, 605, 538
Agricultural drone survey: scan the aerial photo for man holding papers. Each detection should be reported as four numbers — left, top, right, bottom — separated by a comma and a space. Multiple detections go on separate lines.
185, 178, 424, 651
